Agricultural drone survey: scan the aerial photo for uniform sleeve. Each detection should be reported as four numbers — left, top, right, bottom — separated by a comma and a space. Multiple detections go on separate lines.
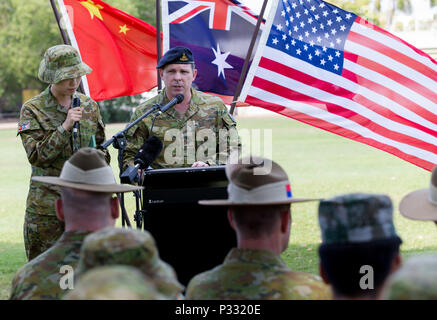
18, 104, 70, 168
214, 104, 241, 165
94, 102, 111, 164
122, 109, 150, 171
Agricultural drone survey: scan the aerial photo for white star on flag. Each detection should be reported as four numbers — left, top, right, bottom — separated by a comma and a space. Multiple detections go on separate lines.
211, 44, 233, 79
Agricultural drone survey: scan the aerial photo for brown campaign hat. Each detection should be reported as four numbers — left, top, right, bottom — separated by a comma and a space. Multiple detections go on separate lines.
199, 156, 321, 206
399, 166, 437, 221
32, 148, 142, 193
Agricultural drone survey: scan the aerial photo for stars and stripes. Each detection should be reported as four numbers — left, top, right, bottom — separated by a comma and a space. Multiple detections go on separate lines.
241, 0, 437, 171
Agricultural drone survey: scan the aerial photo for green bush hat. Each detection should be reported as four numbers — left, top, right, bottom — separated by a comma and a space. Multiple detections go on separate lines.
399, 165, 437, 221
38, 44, 92, 84
382, 254, 437, 300
156, 46, 194, 69
199, 156, 321, 206
318, 193, 399, 244
75, 227, 184, 299
64, 265, 165, 300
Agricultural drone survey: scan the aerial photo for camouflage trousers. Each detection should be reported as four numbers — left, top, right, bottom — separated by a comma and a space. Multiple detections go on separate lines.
24, 210, 65, 261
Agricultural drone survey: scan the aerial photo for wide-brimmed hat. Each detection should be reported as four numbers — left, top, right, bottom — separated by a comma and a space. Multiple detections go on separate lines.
199, 156, 320, 206
399, 166, 437, 221
38, 45, 92, 84
32, 148, 142, 193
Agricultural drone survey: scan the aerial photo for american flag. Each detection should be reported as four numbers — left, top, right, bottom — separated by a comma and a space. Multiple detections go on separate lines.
240, 0, 437, 171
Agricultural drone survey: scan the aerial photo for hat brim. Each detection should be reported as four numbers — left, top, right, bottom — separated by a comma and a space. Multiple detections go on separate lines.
53, 62, 92, 83
399, 189, 437, 221
32, 176, 142, 193
198, 197, 322, 206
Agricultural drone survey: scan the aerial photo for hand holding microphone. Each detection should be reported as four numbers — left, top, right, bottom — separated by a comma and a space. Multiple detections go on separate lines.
62, 97, 83, 131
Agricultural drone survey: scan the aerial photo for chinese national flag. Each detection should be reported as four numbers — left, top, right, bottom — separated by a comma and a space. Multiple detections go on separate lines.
57, 0, 160, 101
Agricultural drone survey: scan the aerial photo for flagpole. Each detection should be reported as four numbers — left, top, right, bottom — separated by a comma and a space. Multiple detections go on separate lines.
49, 0, 85, 95
229, 0, 268, 115
156, 0, 162, 91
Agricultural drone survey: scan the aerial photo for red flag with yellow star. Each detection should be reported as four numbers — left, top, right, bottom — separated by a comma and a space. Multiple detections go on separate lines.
56, 0, 160, 101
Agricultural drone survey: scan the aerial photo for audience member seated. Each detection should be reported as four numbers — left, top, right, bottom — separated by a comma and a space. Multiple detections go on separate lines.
9, 148, 142, 300
317, 193, 402, 300
70, 226, 184, 299
186, 156, 330, 300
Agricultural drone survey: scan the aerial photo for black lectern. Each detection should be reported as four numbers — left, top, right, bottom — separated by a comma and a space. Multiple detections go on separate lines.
142, 166, 237, 287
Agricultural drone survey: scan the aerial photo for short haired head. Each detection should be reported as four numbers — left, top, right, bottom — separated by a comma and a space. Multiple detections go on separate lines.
399, 165, 437, 222
32, 147, 142, 194
318, 193, 402, 298
156, 46, 194, 70
38, 44, 92, 84
75, 227, 184, 299
382, 254, 437, 300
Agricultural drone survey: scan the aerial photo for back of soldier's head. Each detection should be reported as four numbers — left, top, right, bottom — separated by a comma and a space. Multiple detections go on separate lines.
75, 227, 184, 299
318, 193, 402, 299
231, 205, 290, 238
382, 254, 437, 300
64, 266, 165, 300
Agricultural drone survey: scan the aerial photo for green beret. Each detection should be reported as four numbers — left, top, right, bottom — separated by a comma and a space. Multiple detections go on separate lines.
157, 46, 194, 69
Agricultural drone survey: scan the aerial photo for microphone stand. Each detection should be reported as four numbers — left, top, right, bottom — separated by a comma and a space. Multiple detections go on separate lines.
100, 103, 162, 228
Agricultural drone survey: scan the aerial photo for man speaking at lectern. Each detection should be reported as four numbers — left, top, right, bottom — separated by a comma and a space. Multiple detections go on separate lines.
123, 46, 240, 170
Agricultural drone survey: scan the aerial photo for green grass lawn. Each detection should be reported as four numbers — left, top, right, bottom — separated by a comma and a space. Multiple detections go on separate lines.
0, 115, 435, 299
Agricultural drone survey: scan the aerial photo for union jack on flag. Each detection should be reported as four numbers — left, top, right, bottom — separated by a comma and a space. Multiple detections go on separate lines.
241, 0, 437, 171
162, 0, 263, 103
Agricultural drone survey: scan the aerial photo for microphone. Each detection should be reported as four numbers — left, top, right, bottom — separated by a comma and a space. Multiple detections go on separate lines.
72, 97, 80, 134
158, 94, 184, 113
120, 136, 163, 183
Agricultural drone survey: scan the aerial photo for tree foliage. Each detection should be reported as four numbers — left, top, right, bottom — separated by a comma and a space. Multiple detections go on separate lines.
0, 0, 155, 118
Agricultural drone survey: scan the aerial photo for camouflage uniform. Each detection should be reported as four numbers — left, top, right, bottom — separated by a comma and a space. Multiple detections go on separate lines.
123, 88, 239, 169
186, 248, 331, 300
382, 254, 437, 300
18, 45, 109, 261
9, 230, 91, 300
75, 227, 184, 299
64, 266, 165, 300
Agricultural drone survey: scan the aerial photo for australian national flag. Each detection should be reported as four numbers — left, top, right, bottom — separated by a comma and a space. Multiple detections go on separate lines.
162, 0, 262, 104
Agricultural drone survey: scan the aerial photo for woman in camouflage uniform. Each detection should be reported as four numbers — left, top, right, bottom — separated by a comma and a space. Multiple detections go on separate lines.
17, 45, 109, 261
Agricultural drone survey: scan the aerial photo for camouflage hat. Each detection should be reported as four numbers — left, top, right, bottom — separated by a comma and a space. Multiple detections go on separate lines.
318, 193, 399, 244
382, 254, 437, 300
199, 156, 321, 206
64, 266, 165, 300
399, 165, 437, 221
75, 227, 184, 298
38, 45, 92, 84
156, 46, 194, 69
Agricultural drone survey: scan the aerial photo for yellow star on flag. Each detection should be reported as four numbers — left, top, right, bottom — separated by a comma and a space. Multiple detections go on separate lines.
119, 24, 130, 35
80, 0, 104, 21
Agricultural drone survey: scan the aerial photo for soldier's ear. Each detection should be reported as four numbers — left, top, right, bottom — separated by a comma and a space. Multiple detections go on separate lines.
227, 208, 236, 231
110, 196, 120, 220
55, 199, 65, 222
319, 263, 330, 285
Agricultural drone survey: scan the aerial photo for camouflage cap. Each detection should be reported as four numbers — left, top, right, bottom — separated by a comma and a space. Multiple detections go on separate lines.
318, 193, 399, 244
382, 254, 437, 300
64, 266, 165, 300
76, 227, 184, 298
156, 46, 194, 69
38, 45, 92, 84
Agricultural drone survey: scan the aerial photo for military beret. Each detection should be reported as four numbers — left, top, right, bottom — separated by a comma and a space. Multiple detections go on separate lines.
156, 46, 194, 69
318, 193, 399, 244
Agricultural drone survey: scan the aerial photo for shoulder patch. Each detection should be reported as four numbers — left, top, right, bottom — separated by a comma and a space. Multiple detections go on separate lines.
18, 121, 31, 133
